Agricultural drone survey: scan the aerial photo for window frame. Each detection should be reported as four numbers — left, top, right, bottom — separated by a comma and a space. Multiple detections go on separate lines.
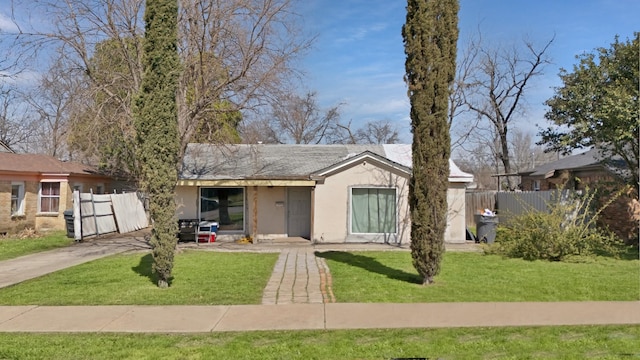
39, 182, 61, 214
533, 179, 541, 191
349, 187, 398, 235
198, 187, 245, 233
11, 181, 25, 216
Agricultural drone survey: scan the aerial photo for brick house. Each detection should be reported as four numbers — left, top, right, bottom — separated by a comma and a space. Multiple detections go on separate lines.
0, 153, 115, 234
519, 148, 637, 243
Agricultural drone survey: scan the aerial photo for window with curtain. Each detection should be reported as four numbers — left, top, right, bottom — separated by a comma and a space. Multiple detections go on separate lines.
39, 182, 61, 213
351, 188, 397, 234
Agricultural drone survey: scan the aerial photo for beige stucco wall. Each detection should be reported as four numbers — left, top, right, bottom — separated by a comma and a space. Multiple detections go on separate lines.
445, 183, 467, 243
175, 186, 198, 220
254, 186, 287, 238
173, 169, 468, 244
313, 160, 411, 244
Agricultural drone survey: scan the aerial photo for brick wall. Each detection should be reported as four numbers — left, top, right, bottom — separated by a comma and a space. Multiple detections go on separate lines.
0, 180, 39, 234
521, 170, 638, 244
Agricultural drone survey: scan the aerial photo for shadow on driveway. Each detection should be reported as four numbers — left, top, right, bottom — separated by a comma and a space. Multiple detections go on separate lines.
315, 251, 421, 284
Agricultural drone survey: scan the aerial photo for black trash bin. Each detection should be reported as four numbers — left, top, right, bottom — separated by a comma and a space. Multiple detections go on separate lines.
474, 214, 498, 244
63, 209, 74, 238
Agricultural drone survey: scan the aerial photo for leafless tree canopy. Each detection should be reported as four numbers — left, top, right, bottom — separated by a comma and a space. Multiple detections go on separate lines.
0, 84, 36, 152
1, 0, 311, 174
452, 34, 554, 190
249, 91, 343, 144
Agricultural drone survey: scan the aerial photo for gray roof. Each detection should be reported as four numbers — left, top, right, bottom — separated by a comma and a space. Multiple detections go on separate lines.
180, 144, 474, 182
180, 144, 388, 180
520, 148, 621, 177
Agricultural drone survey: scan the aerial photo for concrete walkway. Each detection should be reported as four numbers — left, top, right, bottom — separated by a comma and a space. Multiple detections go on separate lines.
0, 237, 638, 332
262, 248, 326, 304
0, 301, 638, 332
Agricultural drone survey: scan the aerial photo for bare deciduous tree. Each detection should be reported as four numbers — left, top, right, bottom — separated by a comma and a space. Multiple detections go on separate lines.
2, 0, 311, 174
0, 84, 36, 152
22, 55, 84, 158
265, 91, 343, 144
463, 36, 554, 189
354, 119, 400, 144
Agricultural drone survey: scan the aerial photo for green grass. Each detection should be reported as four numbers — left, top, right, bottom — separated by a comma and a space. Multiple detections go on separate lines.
0, 231, 73, 261
317, 251, 640, 302
0, 251, 278, 305
0, 325, 639, 359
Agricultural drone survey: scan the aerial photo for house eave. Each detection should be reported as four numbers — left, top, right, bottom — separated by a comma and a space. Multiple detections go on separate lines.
176, 179, 316, 187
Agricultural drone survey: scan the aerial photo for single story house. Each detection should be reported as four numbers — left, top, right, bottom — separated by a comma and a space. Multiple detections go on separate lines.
0, 153, 116, 234
176, 144, 474, 244
519, 148, 637, 243
518, 148, 625, 191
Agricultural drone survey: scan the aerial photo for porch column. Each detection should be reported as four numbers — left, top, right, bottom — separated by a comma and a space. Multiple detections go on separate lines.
251, 186, 258, 243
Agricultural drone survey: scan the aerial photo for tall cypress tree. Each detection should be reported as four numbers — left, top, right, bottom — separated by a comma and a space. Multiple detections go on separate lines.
403, 0, 459, 284
135, 0, 181, 288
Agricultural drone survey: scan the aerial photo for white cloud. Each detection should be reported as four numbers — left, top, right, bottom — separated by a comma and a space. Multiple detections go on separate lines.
334, 22, 388, 43
0, 12, 18, 33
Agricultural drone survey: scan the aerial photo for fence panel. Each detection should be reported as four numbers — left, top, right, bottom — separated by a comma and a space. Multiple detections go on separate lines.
496, 191, 554, 224
466, 190, 573, 227
465, 191, 497, 227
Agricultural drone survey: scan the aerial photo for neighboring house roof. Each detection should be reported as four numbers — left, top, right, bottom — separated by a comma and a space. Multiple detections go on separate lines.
0, 153, 101, 176
181, 144, 474, 183
519, 148, 626, 179
0, 140, 14, 153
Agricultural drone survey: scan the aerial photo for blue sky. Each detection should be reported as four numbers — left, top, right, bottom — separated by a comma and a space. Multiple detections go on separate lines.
297, 0, 640, 143
1, 1, 637, 145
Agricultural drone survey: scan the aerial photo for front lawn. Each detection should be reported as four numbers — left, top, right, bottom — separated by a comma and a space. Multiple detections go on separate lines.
317, 251, 640, 302
0, 251, 278, 305
0, 231, 73, 261
1, 325, 639, 359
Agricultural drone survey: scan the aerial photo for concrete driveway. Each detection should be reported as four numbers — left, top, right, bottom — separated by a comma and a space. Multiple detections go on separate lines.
0, 230, 151, 289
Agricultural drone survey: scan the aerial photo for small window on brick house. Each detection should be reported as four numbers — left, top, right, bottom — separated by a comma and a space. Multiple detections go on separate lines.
39, 182, 61, 213
11, 182, 25, 216
533, 180, 541, 191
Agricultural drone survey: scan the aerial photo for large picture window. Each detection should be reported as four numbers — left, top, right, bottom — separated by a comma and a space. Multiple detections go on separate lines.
39, 182, 61, 213
351, 188, 397, 234
200, 187, 244, 231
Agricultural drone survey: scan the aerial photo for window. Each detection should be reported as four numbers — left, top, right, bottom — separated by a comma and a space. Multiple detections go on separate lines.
72, 183, 83, 193
96, 184, 105, 194
39, 182, 61, 213
351, 188, 397, 234
11, 182, 25, 216
199, 187, 244, 231
533, 180, 541, 191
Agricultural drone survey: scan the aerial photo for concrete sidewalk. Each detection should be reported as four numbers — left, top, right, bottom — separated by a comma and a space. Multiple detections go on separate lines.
0, 301, 638, 333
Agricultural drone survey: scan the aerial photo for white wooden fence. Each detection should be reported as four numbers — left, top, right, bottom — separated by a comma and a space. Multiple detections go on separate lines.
72, 191, 148, 240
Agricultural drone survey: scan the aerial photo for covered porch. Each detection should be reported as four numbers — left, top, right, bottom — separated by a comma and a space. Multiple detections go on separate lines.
175, 179, 315, 243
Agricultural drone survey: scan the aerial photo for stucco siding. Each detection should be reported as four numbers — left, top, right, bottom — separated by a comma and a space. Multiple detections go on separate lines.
175, 186, 198, 220
313, 160, 411, 244
445, 184, 467, 243
256, 186, 286, 237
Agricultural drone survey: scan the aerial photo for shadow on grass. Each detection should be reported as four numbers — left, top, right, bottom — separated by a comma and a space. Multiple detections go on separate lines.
131, 253, 159, 285
315, 251, 421, 284
619, 245, 640, 261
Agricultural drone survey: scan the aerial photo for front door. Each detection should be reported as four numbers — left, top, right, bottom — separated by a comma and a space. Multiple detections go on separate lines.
287, 187, 311, 239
